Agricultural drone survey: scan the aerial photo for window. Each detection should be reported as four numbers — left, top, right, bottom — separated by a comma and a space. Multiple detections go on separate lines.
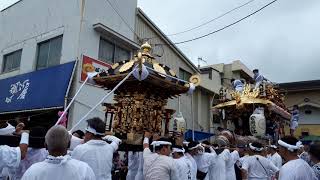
99, 38, 131, 64
36, 36, 63, 70
179, 68, 192, 81
2, 49, 22, 73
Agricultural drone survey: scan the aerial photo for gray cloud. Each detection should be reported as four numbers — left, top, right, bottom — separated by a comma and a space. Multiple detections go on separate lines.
138, 0, 320, 82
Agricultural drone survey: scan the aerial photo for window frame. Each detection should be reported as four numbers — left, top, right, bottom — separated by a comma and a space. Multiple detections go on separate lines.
98, 37, 131, 64
36, 35, 63, 70
179, 68, 192, 81
2, 49, 22, 73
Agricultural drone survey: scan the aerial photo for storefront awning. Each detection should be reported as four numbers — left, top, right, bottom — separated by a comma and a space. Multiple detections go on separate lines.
0, 61, 76, 114
184, 129, 214, 141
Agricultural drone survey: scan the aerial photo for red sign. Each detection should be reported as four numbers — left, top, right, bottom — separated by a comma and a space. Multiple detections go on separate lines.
81, 55, 111, 82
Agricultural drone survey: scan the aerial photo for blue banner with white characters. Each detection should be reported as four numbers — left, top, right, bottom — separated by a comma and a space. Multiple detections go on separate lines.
0, 61, 75, 113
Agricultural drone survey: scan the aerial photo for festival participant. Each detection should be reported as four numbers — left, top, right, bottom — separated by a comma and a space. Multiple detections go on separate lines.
172, 145, 192, 180
126, 151, 142, 180
72, 130, 85, 139
225, 148, 240, 180
231, 79, 244, 92
241, 142, 279, 180
193, 143, 216, 180
185, 141, 199, 180
142, 132, 178, 180
21, 125, 95, 180
235, 145, 249, 180
290, 105, 299, 136
278, 136, 316, 180
9, 127, 48, 180
0, 121, 29, 180
252, 69, 265, 89
298, 144, 312, 165
309, 142, 320, 180
209, 143, 230, 180
72, 117, 121, 180
267, 145, 282, 169
134, 152, 144, 180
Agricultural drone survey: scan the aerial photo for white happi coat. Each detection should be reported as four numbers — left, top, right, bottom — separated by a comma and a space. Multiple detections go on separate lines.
269, 152, 282, 169
174, 156, 193, 180
9, 148, 48, 180
127, 151, 142, 180
279, 159, 317, 180
143, 148, 178, 180
209, 149, 230, 180
225, 150, 240, 180
185, 153, 197, 180
194, 152, 216, 180
72, 140, 118, 180
242, 155, 279, 180
135, 152, 144, 180
0, 146, 21, 180
21, 155, 95, 180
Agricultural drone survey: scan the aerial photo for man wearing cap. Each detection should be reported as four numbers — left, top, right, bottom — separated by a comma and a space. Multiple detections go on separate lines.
172, 145, 192, 180
278, 136, 316, 180
143, 132, 178, 180
21, 125, 95, 180
241, 142, 279, 180
0, 121, 29, 180
72, 117, 121, 180
267, 145, 282, 169
185, 141, 199, 180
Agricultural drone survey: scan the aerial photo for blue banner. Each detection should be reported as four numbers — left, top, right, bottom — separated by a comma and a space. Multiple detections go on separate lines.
0, 61, 75, 113
185, 129, 214, 141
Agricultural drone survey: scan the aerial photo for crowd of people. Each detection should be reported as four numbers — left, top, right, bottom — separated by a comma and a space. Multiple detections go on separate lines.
0, 117, 319, 180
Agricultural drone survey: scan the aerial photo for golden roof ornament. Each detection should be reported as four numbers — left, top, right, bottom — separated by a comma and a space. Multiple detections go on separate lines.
230, 84, 260, 105
141, 42, 152, 55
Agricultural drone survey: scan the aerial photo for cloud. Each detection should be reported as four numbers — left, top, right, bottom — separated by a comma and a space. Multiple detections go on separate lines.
138, 0, 320, 82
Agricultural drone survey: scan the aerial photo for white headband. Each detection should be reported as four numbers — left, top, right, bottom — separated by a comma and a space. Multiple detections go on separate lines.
249, 143, 264, 152
278, 140, 302, 152
269, 145, 277, 149
172, 147, 185, 153
151, 141, 172, 147
188, 143, 201, 150
85, 126, 105, 136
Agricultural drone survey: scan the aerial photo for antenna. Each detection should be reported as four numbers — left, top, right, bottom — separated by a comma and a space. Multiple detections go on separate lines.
197, 57, 208, 68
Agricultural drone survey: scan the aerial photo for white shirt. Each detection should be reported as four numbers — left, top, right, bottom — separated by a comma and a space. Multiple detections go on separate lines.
72, 140, 117, 180
209, 149, 230, 180
226, 150, 240, 180
127, 151, 141, 180
270, 152, 282, 169
185, 153, 197, 180
9, 148, 48, 180
21, 155, 95, 180
279, 159, 317, 180
242, 155, 279, 180
143, 148, 178, 180
135, 152, 144, 180
0, 146, 21, 180
174, 156, 192, 180
194, 152, 216, 180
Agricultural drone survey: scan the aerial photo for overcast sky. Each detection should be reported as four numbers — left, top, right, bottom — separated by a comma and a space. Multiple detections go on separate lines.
1, 0, 320, 83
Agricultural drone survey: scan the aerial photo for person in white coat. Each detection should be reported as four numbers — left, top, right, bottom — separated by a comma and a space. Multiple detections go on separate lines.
127, 151, 144, 180
193, 143, 217, 180
0, 121, 29, 180
21, 125, 95, 180
142, 132, 178, 180
267, 145, 282, 169
8, 127, 48, 180
172, 145, 192, 180
209, 147, 230, 180
72, 117, 121, 180
185, 141, 199, 180
241, 142, 279, 180
278, 136, 317, 180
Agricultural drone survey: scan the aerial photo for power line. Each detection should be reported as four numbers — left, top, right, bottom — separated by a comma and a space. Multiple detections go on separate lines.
105, 0, 143, 44
154, 0, 279, 46
165, 0, 256, 37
